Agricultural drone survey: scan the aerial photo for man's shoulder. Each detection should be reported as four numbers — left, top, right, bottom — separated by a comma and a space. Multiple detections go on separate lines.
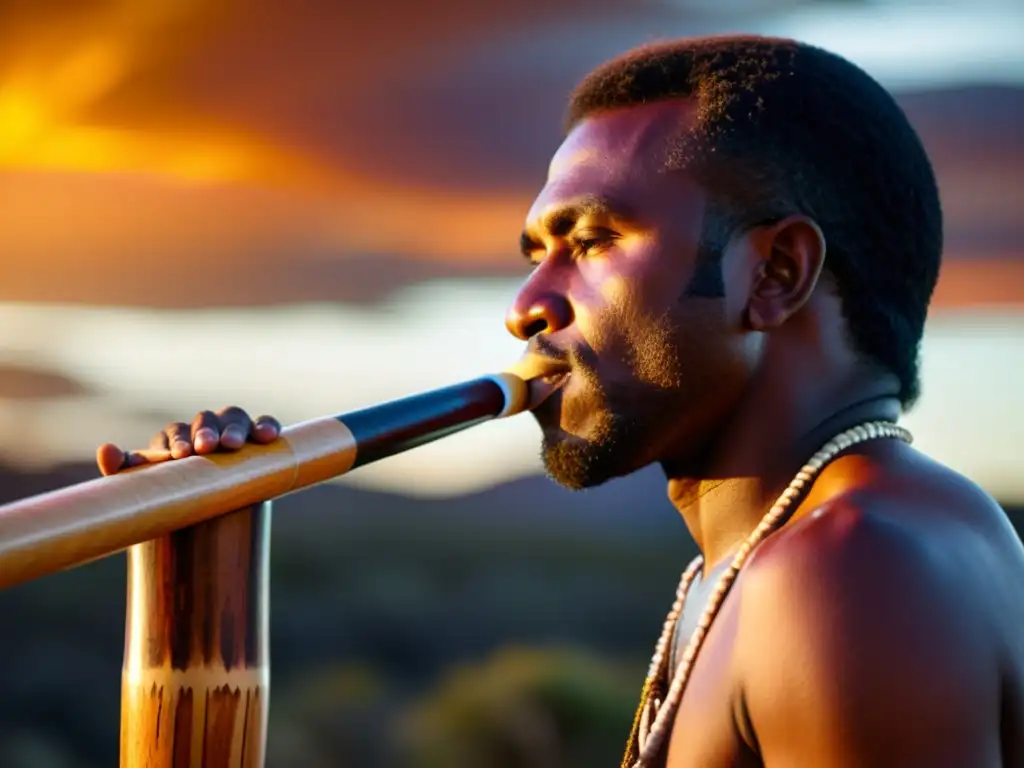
728, 459, 1015, 760
738, 492, 954, 627
733, 459, 1012, 686
745, 447, 1013, 599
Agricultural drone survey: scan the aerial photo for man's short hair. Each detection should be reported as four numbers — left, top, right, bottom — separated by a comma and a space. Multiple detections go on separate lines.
567, 36, 942, 408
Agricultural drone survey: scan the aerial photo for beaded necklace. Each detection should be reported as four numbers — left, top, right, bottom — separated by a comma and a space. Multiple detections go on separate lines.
621, 420, 913, 767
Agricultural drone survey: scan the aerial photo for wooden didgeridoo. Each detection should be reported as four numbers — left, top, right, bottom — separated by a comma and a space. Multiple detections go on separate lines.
0, 357, 564, 768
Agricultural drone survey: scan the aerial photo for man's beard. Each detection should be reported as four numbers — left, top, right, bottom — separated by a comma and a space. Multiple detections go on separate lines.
541, 422, 626, 491
529, 299, 714, 490
538, 376, 669, 491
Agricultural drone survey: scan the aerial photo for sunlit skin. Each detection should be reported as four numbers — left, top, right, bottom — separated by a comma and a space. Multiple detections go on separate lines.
507, 101, 904, 562
99, 99, 1024, 766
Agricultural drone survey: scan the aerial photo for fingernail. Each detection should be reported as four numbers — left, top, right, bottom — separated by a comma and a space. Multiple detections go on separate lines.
172, 440, 191, 454
222, 426, 245, 442
195, 428, 217, 443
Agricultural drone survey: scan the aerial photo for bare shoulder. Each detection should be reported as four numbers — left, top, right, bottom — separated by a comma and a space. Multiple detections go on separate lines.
742, 444, 1024, 626
731, 448, 1019, 764
737, 482, 996, 661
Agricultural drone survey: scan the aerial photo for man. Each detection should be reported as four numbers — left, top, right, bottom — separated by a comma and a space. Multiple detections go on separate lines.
98, 36, 1024, 767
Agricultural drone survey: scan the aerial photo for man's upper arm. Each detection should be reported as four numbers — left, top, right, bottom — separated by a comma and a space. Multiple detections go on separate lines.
736, 504, 998, 767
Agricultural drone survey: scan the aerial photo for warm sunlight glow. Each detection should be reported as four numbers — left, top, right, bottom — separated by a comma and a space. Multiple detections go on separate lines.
0, 67, 311, 185
0, 1, 316, 186
0, 1, 532, 257
0, 121, 266, 183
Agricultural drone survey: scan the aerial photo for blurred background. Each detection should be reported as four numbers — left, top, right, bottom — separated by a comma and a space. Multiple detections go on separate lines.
0, 0, 1021, 765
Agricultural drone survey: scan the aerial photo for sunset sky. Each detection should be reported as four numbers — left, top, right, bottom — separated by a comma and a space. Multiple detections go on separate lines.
1, 0, 1022, 500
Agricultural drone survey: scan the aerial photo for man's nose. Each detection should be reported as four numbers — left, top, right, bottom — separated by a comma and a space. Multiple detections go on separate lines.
504, 292, 574, 340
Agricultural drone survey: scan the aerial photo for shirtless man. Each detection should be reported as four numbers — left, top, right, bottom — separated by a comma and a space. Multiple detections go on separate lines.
98, 36, 1024, 766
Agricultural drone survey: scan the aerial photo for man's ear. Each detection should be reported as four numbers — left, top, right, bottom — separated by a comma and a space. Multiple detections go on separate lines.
744, 215, 827, 331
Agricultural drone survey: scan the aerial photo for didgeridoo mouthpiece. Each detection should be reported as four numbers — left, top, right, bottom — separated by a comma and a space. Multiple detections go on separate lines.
501, 354, 569, 412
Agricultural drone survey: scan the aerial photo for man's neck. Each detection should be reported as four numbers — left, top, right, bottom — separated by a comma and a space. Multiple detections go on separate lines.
663, 370, 901, 571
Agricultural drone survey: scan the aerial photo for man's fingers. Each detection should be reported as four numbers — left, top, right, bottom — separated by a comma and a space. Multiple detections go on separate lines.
147, 430, 170, 452
96, 443, 124, 476
251, 415, 281, 444
216, 406, 252, 450
162, 421, 194, 458
95, 407, 279, 477
190, 411, 221, 454
95, 444, 172, 476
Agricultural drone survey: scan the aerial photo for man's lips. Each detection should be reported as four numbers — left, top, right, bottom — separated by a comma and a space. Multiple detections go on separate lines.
504, 354, 572, 409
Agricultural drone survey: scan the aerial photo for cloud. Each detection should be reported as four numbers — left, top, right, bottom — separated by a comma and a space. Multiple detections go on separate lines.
5, 0, 1022, 195
0, 0, 1021, 311
0, 0, 655, 188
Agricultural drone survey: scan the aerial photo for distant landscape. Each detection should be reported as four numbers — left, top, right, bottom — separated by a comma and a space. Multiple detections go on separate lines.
0, 461, 1020, 767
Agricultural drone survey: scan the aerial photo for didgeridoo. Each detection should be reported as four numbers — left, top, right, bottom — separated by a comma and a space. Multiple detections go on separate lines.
2, 354, 567, 768
0, 357, 565, 590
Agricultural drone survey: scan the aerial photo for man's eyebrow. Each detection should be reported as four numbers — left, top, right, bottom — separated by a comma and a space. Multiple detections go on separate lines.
519, 194, 641, 258
542, 194, 641, 235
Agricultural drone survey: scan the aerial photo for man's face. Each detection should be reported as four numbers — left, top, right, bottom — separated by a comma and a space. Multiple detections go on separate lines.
507, 100, 761, 489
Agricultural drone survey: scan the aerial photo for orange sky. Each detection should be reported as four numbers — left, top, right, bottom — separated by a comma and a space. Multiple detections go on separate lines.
1, 0, 1022, 309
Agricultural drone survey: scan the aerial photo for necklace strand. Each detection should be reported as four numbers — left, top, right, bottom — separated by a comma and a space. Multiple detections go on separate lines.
624, 420, 913, 767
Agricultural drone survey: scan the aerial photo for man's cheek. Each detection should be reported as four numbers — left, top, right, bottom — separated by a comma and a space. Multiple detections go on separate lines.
568, 264, 665, 367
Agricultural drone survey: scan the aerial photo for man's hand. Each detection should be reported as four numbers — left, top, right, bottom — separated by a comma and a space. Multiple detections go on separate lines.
96, 407, 282, 476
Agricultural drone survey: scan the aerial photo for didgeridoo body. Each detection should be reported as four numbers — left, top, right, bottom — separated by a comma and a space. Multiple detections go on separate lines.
0, 362, 560, 767
0, 371, 542, 589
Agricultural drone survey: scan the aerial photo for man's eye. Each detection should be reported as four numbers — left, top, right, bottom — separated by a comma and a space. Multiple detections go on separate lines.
573, 231, 616, 255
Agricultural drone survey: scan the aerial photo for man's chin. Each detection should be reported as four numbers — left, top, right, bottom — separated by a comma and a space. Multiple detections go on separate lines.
531, 393, 606, 444
539, 432, 630, 491
530, 377, 644, 489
